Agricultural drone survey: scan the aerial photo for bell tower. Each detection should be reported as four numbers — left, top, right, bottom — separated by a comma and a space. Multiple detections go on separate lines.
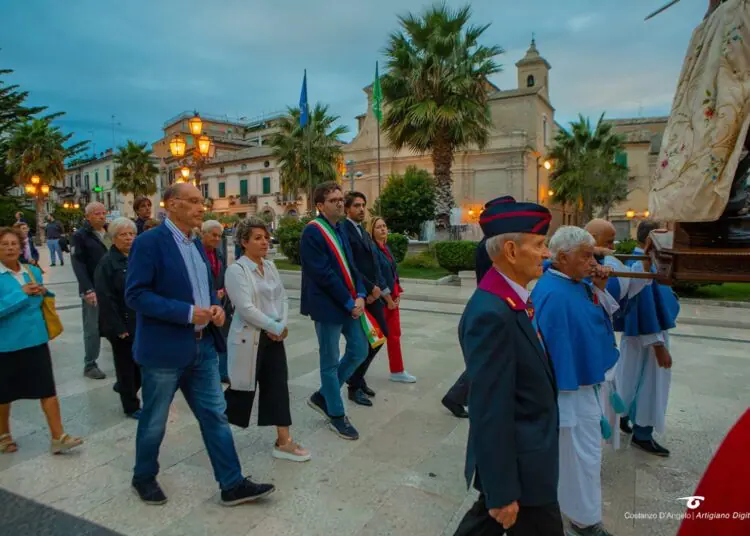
516, 35, 551, 100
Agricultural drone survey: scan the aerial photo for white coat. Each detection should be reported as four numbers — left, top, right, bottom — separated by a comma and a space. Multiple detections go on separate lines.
224, 256, 288, 392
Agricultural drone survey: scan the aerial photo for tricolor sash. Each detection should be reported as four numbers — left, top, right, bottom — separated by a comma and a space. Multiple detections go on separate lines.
308, 218, 386, 349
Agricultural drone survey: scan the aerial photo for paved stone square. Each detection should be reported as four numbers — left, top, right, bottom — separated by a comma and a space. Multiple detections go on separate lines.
0, 262, 748, 535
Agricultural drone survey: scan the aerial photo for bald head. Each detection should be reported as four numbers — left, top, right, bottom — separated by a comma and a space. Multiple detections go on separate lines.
585, 218, 616, 250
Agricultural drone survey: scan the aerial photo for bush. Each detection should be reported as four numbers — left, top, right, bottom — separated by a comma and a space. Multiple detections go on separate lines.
0, 196, 35, 232
399, 251, 440, 269
386, 233, 408, 263
51, 206, 84, 232
377, 166, 436, 236
434, 240, 479, 273
614, 239, 637, 254
276, 215, 311, 265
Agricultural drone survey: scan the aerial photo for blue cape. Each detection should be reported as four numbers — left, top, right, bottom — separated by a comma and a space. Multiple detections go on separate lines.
531, 268, 619, 391
612, 248, 680, 336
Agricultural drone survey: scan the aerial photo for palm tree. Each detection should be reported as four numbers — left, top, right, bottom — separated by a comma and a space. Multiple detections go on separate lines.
113, 141, 159, 198
269, 103, 348, 213
6, 118, 86, 241
548, 113, 629, 224
381, 3, 502, 228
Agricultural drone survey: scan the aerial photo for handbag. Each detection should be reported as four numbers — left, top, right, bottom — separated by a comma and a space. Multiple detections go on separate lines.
26, 267, 63, 340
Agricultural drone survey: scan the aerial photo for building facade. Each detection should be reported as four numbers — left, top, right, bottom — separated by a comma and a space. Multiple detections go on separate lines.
605, 117, 669, 239
63, 149, 161, 219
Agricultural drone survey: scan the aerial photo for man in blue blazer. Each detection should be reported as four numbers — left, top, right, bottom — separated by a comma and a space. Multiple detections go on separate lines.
125, 183, 274, 507
300, 181, 368, 441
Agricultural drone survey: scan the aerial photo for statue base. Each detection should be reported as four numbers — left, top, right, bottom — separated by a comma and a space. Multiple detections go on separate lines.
650, 224, 750, 285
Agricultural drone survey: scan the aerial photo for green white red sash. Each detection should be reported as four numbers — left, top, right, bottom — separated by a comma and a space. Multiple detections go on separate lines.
308, 217, 386, 349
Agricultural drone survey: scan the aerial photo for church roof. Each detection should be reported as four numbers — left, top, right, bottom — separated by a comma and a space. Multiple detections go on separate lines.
515, 38, 551, 70
604, 116, 669, 126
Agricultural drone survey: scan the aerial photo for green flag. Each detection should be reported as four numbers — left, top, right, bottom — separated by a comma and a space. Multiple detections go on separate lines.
373, 61, 383, 125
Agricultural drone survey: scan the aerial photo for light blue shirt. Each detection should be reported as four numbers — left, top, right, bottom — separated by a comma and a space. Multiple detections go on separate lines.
164, 218, 211, 330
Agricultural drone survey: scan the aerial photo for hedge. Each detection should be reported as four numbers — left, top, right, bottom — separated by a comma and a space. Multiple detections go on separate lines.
434, 240, 479, 273
276, 216, 310, 265
387, 233, 408, 263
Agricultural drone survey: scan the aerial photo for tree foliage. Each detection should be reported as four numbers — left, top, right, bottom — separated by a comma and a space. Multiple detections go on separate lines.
378, 166, 436, 237
269, 104, 348, 213
113, 140, 159, 197
381, 3, 502, 227
548, 113, 629, 224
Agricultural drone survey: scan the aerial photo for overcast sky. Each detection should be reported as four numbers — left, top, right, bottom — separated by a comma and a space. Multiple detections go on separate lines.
3, 0, 702, 154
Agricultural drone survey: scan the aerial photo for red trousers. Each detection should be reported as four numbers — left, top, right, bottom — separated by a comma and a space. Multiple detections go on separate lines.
383, 305, 404, 373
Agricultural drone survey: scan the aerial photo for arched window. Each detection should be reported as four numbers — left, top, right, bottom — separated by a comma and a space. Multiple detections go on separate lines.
527, 74, 535, 88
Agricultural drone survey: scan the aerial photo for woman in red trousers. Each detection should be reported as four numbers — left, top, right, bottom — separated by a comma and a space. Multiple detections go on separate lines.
369, 217, 416, 383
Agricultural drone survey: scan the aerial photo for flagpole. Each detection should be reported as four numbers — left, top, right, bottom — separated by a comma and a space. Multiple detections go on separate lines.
374, 61, 382, 202
307, 120, 313, 215
376, 115, 381, 200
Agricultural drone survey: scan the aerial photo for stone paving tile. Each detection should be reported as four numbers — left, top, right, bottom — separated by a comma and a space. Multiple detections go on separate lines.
1, 264, 748, 535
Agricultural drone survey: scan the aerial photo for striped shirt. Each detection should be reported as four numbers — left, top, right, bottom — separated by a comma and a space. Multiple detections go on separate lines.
164, 218, 211, 330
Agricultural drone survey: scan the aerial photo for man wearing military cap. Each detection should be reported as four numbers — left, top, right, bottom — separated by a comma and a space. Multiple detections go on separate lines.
454, 197, 563, 535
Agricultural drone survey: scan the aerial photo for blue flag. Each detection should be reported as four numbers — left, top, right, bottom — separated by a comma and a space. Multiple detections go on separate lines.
299, 70, 309, 128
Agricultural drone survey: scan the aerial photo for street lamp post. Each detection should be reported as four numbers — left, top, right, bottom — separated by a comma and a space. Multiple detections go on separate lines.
534, 154, 553, 204
344, 159, 364, 192
24, 175, 51, 245
167, 112, 214, 186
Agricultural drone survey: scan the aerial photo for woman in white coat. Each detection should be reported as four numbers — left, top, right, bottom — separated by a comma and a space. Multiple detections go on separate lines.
224, 217, 310, 462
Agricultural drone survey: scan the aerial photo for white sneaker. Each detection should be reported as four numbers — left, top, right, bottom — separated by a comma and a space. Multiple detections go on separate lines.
272, 440, 311, 462
390, 371, 417, 383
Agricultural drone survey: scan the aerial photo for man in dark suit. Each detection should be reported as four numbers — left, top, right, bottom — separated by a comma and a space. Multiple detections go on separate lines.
300, 181, 368, 441
125, 183, 274, 507
454, 198, 563, 536
441, 196, 511, 419
341, 191, 389, 407
200, 219, 231, 383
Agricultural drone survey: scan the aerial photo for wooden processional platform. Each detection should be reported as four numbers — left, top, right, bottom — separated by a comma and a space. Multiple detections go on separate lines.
649, 224, 750, 285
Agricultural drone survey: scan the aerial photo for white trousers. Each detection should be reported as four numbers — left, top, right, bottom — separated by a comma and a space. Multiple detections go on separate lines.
558, 386, 603, 527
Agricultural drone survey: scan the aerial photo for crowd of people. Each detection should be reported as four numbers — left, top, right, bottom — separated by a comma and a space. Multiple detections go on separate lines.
1, 183, 745, 531
0, 180, 419, 507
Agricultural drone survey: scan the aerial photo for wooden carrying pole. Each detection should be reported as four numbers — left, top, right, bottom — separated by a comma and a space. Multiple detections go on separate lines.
608, 253, 661, 280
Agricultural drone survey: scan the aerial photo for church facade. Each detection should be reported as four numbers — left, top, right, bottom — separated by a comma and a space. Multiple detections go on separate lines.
342, 39, 563, 228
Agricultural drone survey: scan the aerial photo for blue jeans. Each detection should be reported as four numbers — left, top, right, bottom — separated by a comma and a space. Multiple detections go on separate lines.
133, 337, 243, 491
314, 317, 368, 418
218, 351, 228, 379
47, 239, 63, 265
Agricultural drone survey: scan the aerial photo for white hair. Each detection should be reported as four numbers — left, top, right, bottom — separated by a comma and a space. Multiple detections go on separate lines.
485, 232, 523, 259
108, 217, 136, 237
548, 226, 595, 260
201, 219, 223, 234
85, 202, 106, 215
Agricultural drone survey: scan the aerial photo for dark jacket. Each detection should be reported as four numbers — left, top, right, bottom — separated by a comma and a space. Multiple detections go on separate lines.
459, 270, 559, 510
45, 221, 64, 240
125, 223, 225, 368
201, 241, 232, 339
374, 242, 402, 298
299, 216, 366, 324
19, 239, 39, 264
135, 217, 147, 235
95, 246, 136, 338
341, 219, 388, 335
475, 236, 492, 283
71, 222, 108, 295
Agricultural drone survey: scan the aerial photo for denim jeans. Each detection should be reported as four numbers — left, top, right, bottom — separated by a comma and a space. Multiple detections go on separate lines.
218, 351, 228, 379
133, 337, 244, 491
47, 239, 63, 265
314, 317, 368, 418
82, 299, 100, 369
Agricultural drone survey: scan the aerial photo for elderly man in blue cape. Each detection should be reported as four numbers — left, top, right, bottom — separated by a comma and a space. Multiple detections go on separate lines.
454, 198, 564, 536
614, 220, 679, 457
585, 218, 655, 450
530, 226, 619, 536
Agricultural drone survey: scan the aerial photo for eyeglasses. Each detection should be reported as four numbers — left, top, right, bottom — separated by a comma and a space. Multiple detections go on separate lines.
326, 197, 345, 205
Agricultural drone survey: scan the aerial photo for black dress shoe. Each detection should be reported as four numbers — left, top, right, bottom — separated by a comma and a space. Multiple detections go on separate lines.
349, 389, 373, 407
441, 396, 469, 418
632, 437, 670, 457
220, 477, 275, 506
361, 385, 376, 397
132, 479, 167, 505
